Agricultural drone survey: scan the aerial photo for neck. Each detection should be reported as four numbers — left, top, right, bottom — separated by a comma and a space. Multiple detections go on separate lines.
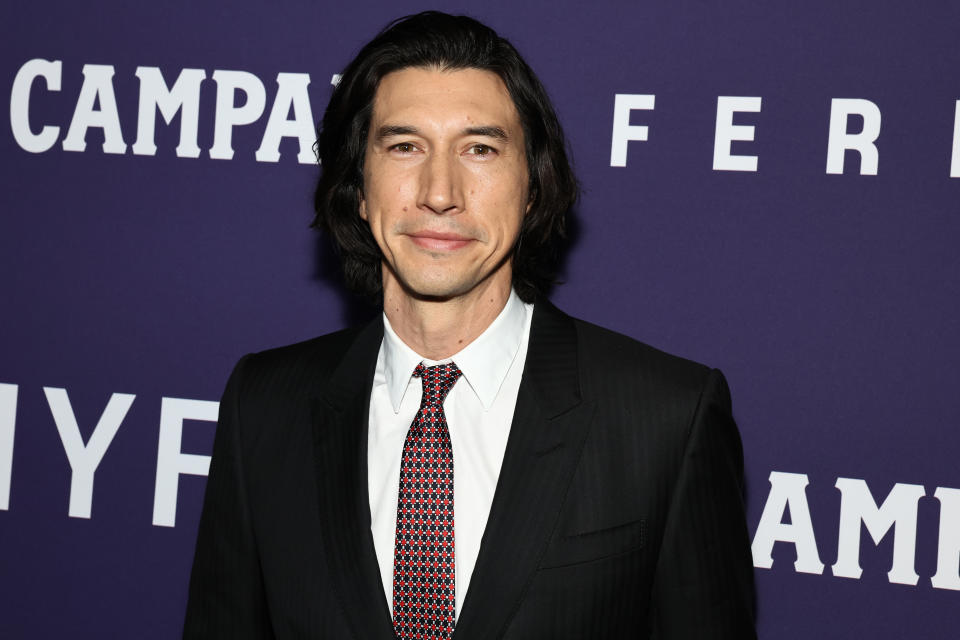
383, 276, 512, 361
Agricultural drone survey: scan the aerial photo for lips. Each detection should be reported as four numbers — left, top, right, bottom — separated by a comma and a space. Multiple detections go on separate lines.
407, 230, 474, 251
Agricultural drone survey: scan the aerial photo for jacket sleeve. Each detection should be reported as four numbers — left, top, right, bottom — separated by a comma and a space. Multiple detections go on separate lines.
649, 369, 757, 639
183, 355, 275, 639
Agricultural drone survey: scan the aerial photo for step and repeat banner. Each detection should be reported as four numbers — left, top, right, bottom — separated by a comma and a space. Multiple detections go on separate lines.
2, 1, 958, 637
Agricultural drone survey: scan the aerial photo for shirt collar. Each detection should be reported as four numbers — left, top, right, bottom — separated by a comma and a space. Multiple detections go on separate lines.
382, 289, 528, 413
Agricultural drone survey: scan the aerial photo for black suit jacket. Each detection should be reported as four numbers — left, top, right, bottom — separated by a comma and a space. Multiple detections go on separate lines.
184, 302, 756, 639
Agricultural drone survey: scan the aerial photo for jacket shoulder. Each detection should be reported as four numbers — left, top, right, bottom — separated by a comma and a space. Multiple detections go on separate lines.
232, 324, 370, 403
570, 316, 713, 395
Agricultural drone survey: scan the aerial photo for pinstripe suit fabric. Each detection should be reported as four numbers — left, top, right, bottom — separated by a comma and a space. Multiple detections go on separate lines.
183, 302, 756, 639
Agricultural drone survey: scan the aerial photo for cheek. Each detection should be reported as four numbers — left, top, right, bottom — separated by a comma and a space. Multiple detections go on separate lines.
476, 165, 527, 206
493, 178, 529, 238
368, 177, 415, 224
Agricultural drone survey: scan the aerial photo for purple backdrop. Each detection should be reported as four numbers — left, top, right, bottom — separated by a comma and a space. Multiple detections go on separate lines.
2, 1, 959, 637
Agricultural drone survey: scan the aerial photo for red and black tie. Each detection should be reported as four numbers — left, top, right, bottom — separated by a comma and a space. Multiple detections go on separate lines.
392, 362, 461, 640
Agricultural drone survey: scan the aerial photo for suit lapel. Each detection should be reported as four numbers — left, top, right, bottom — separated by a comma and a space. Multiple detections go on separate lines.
311, 317, 396, 640
453, 302, 597, 640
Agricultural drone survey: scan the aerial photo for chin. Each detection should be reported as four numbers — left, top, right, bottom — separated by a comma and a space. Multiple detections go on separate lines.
386, 262, 473, 299
400, 278, 473, 301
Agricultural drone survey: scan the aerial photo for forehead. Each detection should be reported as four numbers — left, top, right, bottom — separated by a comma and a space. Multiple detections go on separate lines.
371, 66, 521, 131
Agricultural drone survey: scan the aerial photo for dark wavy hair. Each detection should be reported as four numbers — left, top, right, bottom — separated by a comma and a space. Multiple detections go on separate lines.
312, 11, 578, 303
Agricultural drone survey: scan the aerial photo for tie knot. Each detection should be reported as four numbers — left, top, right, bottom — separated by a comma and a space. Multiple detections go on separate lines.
413, 362, 462, 406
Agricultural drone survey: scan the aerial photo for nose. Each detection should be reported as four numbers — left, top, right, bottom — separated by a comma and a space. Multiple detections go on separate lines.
418, 151, 463, 215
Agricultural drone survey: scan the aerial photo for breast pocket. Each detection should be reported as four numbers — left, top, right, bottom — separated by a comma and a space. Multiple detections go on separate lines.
539, 517, 646, 569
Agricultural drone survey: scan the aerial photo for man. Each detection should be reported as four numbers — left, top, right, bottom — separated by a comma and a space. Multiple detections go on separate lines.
184, 11, 756, 640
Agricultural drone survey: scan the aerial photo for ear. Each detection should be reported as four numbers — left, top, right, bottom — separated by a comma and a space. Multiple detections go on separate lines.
359, 191, 368, 221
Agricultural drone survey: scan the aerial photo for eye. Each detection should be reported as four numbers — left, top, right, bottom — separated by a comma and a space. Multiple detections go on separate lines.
389, 142, 418, 154
466, 143, 496, 157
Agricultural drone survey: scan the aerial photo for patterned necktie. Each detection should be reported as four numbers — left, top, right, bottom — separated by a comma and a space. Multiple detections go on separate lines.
392, 362, 462, 640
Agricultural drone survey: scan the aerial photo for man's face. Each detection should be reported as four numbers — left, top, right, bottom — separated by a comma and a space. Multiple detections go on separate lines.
360, 66, 529, 303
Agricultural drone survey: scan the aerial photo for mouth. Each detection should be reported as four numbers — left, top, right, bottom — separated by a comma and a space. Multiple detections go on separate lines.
406, 231, 474, 251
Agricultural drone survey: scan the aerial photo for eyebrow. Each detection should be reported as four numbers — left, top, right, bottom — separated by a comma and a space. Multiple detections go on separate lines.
463, 125, 509, 141
375, 125, 419, 140
374, 124, 510, 142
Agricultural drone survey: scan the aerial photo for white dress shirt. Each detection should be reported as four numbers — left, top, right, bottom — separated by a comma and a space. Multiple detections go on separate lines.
367, 289, 533, 619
